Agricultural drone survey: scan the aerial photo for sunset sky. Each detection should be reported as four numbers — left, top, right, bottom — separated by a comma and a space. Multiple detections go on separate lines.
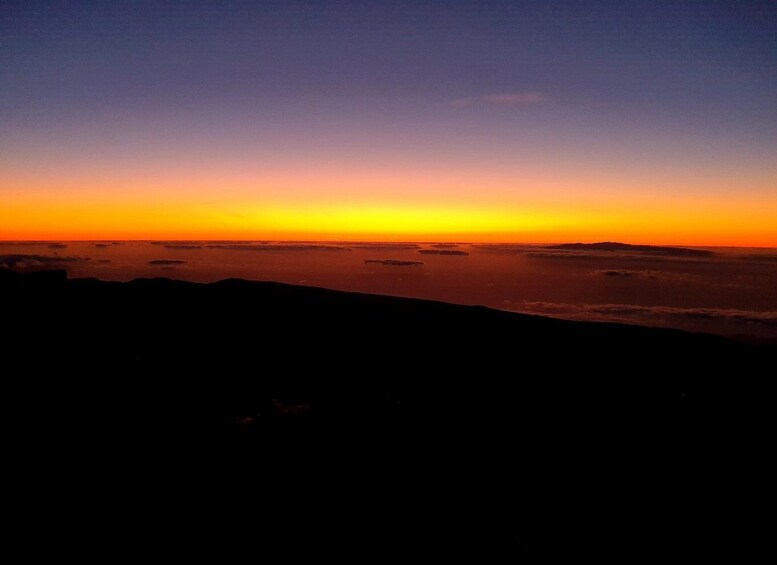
2, 1, 775, 244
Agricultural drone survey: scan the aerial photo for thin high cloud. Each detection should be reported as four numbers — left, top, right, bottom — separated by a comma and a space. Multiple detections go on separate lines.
451, 92, 543, 108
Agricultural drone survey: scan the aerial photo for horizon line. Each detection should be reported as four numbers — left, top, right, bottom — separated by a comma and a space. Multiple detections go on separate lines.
1, 238, 776, 249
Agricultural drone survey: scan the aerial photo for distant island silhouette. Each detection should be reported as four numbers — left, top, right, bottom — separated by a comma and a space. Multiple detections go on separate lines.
546, 241, 714, 257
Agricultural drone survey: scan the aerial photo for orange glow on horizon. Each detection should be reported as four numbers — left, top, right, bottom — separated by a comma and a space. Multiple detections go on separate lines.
2, 167, 776, 247
2, 195, 776, 247
3, 3, 777, 251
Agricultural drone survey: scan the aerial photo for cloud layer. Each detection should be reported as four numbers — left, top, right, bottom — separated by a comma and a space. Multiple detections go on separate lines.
516, 301, 777, 330
0, 254, 90, 269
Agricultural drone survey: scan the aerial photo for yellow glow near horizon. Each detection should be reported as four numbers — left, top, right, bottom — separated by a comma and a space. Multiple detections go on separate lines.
2, 159, 776, 246
2, 186, 776, 246
247, 204, 562, 234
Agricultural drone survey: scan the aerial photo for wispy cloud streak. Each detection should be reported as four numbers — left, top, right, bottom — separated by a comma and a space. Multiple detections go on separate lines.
451, 92, 543, 108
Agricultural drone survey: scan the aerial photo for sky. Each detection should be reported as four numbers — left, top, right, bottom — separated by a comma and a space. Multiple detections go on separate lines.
1, 0, 776, 244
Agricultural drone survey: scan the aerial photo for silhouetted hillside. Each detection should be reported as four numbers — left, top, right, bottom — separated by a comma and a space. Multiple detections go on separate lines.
2, 268, 772, 559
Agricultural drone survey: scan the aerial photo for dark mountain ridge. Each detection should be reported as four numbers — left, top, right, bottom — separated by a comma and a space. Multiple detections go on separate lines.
2, 268, 772, 559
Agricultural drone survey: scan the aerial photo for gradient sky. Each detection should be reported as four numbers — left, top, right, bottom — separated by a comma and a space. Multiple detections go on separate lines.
2, 0, 776, 244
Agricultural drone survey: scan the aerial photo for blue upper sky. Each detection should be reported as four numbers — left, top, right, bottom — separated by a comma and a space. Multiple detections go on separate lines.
3, 1, 774, 122
1, 1, 775, 207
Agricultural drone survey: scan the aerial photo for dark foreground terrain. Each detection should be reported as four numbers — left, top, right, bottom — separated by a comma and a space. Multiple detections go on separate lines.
3, 268, 773, 559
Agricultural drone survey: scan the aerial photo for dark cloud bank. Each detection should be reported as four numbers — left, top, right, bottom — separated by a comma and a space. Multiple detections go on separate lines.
364, 259, 423, 266
545, 242, 714, 257
524, 241, 721, 263
597, 270, 642, 277
148, 260, 187, 266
